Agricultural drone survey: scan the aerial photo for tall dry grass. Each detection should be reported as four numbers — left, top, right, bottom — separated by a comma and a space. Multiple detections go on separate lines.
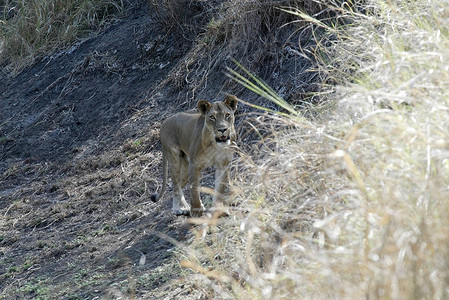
0, 0, 122, 74
180, 1, 449, 299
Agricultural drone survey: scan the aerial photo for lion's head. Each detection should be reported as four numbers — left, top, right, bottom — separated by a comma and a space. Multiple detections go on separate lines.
198, 95, 238, 145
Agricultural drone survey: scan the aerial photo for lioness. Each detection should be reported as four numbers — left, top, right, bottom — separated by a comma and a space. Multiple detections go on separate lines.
151, 95, 238, 217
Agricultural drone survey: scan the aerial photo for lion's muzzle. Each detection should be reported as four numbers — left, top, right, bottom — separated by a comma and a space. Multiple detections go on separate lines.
215, 127, 231, 143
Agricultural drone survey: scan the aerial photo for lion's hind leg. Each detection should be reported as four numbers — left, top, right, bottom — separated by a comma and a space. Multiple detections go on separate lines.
175, 152, 191, 215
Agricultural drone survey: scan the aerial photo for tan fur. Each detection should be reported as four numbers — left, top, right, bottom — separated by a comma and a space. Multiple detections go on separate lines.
151, 95, 238, 217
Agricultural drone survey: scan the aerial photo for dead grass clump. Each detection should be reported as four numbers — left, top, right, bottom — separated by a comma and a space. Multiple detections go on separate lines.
178, 1, 449, 298
0, 0, 123, 74
176, 111, 351, 299
164, 0, 323, 96
321, 1, 449, 297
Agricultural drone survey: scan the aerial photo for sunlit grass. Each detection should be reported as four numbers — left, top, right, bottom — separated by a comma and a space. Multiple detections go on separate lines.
181, 1, 449, 298
0, 0, 123, 74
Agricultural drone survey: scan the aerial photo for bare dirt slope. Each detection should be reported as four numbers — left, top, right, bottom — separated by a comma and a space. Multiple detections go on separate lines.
0, 1, 316, 298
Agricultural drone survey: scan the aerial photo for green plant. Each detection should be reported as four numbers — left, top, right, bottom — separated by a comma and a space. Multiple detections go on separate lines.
21, 258, 34, 271
17, 277, 50, 299
137, 264, 179, 290
226, 59, 301, 118
8, 266, 18, 273
74, 268, 105, 288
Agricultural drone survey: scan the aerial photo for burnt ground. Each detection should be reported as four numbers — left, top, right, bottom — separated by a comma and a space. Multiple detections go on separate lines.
0, 1, 318, 298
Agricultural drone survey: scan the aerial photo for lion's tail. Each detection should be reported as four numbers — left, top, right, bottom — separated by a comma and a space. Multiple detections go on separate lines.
150, 150, 167, 202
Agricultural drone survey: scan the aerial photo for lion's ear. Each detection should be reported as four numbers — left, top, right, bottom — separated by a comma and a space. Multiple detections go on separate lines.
224, 95, 238, 111
198, 100, 211, 115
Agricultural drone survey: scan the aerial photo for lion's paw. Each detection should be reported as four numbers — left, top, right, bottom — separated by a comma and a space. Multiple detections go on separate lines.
190, 207, 204, 218
172, 208, 190, 216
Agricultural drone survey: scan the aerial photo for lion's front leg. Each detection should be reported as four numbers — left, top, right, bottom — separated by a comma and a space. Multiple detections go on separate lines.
212, 164, 231, 216
214, 166, 229, 204
172, 184, 190, 216
188, 164, 204, 217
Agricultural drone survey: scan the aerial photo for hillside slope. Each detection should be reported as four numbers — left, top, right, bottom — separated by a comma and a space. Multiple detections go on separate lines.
0, 0, 317, 298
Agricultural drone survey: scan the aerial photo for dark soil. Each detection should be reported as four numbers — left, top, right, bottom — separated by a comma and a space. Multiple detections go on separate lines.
0, 0, 317, 298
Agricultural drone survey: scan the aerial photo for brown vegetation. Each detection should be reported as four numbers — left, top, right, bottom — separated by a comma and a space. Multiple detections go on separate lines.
1, 0, 447, 299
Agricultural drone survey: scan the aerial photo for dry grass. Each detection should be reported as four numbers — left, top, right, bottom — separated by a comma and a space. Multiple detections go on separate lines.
2, 0, 447, 298
179, 1, 449, 299
162, 0, 318, 97
0, 0, 123, 74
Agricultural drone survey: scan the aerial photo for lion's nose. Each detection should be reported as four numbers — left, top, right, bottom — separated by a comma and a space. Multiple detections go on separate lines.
217, 128, 227, 134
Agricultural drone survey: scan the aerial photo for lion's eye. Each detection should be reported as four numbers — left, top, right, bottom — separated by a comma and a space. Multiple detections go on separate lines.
209, 115, 216, 121
225, 113, 231, 119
